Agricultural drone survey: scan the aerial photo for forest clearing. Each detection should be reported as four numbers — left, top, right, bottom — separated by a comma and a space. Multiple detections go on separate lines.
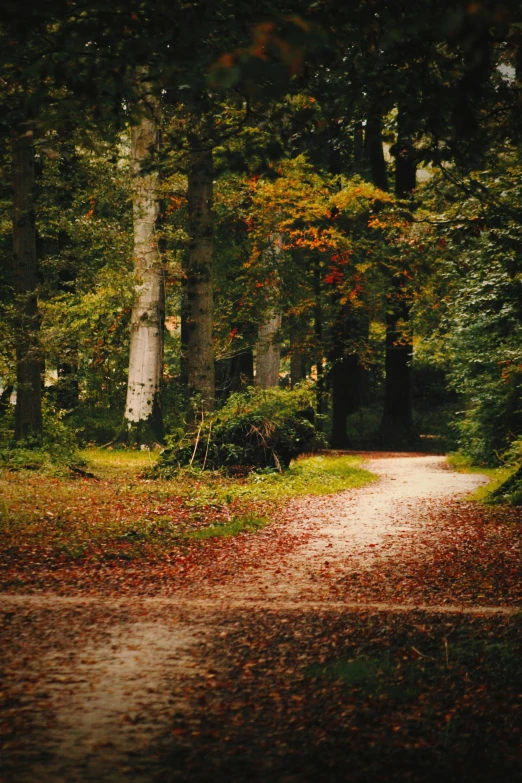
1, 1, 522, 781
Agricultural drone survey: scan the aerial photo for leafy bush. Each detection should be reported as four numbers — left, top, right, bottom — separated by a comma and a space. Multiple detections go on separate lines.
490, 463, 522, 506
0, 404, 83, 474
156, 386, 326, 475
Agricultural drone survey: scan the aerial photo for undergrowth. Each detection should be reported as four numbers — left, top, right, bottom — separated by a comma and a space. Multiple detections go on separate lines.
447, 453, 520, 505
0, 406, 83, 476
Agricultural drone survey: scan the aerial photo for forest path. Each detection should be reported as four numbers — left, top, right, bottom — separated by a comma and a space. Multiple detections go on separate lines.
2, 454, 520, 783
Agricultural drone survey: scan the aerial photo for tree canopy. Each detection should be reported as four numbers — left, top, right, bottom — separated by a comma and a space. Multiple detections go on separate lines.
1, 0, 521, 482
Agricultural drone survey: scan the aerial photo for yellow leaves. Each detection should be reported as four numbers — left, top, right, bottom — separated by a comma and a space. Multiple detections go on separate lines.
285, 226, 336, 252
242, 157, 403, 267
330, 180, 394, 218
367, 217, 388, 230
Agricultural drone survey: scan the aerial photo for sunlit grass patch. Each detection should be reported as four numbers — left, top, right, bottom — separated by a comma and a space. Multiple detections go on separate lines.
81, 447, 158, 478
185, 513, 269, 540
238, 454, 377, 501
447, 453, 513, 502
0, 451, 375, 563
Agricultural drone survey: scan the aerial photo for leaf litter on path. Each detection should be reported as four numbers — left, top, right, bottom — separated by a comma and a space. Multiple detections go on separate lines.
0, 454, 521, 782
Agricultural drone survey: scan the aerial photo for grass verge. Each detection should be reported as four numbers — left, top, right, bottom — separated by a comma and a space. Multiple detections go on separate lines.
0, 449, 375, 561
446, 453, 514, 502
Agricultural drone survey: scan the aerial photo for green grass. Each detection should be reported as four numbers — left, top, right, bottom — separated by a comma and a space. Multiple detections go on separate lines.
308, 630, 522, 712
0, 450, 376, 560
184, 513, 269, 540
447, 453, 514, 502
81, 446, 159, 477
224, 454, 377, 503
81, 449, 376, 506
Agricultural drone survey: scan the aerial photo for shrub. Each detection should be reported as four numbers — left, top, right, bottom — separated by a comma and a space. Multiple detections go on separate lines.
0, 403, 82, 474
156, 386, 326, 475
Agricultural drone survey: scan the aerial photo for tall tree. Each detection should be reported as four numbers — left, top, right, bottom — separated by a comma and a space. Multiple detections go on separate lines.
11, 125, 42, 439
255, 235, 284, 389
123, 72, 165, 443
380, 104, 417, 444
184, 117, 215, 412
255, 310, 282, 388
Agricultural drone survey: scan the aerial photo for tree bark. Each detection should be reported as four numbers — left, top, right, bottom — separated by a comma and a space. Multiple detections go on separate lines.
255, 309, 282, 388
185, 138, 215, 412
215, 347, 254, 399
123, 74, 165, 444
330, 354, 362, 448
255, 236, 284, 389
289, 314, 306, 387
381, 303, 413, 439
231, 348, 254, 391
0, 385, 14, 419
229, 348, 254, 391
380, 104, 417, 444
12, 124, 42, 441
313, 258, 326, 416
365, 114, 389, 192
329, 308, 368, 449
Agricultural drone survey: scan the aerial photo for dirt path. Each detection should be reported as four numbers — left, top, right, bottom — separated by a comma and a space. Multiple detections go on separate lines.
1, 455, 520, 783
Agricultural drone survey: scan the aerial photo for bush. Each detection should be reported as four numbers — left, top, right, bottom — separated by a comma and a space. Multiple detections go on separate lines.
490, 463, 522, 506
0, 403, 83, 474
156, 386, 326, 475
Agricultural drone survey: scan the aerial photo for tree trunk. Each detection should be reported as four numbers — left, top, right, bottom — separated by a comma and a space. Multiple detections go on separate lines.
353, 121, 365, 177
229, 348, 254, 391
255, 235, 284, 389
380, 104, 417, 445
56, 362, 79, 411
255, 310, 282, 388
381, 304, 413, 440
185, 138, 215, 412
365, 114, 389, 192
0, 385, 14, 418
289, 314, 306, 387
123, 74, 165, 444
12, 124, 42, 441
395, 105, 417, 198
313, 258, 326, 416
329, 307, 368, 449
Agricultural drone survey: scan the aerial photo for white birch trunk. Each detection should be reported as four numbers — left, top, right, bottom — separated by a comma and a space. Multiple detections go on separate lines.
124, 74, 164, 440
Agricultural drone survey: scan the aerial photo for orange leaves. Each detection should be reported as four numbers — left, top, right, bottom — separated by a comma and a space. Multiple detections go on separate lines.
367, 216, 388, 230
285, 226, 336, 253
85, 198, 96, 220
165, 194, 187, 215
209, 16, 317, 89
215, 53, 234, 70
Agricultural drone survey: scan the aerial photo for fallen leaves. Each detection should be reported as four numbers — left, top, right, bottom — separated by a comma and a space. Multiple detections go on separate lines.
0, 454, 521, 781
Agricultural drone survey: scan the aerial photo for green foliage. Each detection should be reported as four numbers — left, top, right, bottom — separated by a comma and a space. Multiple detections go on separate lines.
184, 513, 269, 540
416, 146, 522, 466
156, 386, 326, 474
235, 454, 377, 500
0, 402, 82, 474
446, 453, 515, 505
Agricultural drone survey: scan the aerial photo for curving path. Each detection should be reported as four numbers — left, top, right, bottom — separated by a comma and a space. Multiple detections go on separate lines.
0, 454, 503, 783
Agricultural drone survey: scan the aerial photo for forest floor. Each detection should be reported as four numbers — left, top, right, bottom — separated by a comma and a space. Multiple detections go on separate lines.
1, 453, 521, 782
